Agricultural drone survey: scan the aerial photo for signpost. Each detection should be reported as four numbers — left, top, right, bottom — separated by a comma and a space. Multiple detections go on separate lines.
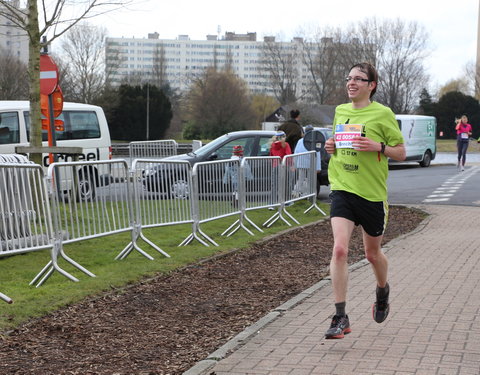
39, 54, 59, 96
39, 54, 62, 164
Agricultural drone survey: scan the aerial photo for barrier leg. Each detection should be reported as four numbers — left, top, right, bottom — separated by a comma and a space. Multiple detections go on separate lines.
179, 222, 212, 247
196, 226, 218, 246
222, 212, 256, 237
115, 225, 156, 260
139, 231, 170, 258
30, 260, 54, 286
263, 207, 292, 228
221, 219, 240, 236
243, 214, 263, 233
115, 241, 154, 261
0, 291, 13, 304
282, 206, 300, 225
58, 246, 96, 278
304, 201, 326, 216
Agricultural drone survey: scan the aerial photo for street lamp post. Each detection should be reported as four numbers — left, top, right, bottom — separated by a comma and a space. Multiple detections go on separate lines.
146, 81, 150, 140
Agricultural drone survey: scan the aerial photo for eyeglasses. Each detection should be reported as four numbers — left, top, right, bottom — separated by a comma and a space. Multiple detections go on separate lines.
345, 76, 371, 83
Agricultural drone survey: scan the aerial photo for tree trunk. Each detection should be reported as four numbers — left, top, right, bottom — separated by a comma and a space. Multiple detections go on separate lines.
27, 0, 42, 165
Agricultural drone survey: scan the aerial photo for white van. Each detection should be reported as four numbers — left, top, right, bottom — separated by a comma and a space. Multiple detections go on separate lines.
0, 101, 112, 165
0, 101, 112, 199
394, 115, 436, 167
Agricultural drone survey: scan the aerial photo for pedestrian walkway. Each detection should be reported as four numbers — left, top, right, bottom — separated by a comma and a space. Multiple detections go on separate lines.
185, 205, 480, 374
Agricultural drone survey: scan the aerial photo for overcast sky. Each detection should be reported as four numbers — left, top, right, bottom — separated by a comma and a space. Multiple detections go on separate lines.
91, 0, 479, 93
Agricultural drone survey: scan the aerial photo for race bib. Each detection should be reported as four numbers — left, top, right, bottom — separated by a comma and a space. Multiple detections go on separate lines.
334, 124, 365, 149
461, 132, 469, 139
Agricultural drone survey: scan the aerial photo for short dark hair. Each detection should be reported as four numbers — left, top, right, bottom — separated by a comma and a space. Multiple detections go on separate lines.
290, 109, 300, 119
349, 62, 378, 98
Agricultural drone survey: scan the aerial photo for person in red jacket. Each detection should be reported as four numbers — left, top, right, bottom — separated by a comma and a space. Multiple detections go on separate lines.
269, 131, 292, 159
268, 131, 293, 209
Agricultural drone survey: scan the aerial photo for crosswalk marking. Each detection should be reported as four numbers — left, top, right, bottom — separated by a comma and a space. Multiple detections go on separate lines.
422, 166, 479, 203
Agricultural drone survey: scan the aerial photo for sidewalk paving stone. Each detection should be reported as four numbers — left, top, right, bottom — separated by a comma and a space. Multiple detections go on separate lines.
186, 205, 480, 375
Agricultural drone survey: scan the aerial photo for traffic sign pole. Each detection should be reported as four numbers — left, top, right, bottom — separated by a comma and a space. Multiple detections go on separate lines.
39, 54, 62, 164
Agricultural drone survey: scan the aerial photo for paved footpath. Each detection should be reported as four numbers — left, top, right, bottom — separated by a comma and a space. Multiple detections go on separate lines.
185, 205, 480, 375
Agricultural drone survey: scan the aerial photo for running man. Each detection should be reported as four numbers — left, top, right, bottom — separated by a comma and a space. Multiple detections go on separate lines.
324, 62, 406, 339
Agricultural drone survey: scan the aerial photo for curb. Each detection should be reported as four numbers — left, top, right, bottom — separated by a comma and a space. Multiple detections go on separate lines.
183, 205, 431, 375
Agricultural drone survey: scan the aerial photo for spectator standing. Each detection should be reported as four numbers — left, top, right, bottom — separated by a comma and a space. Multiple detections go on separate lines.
278, 109, 304, 151
223, 145, 252, 207
269, 130, 292, 159
268, 131, 292, 209
294, 125, 321, 197
455, 115, 473, 171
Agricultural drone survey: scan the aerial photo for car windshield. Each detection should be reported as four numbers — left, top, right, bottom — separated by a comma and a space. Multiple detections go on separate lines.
191, 134, 230, 157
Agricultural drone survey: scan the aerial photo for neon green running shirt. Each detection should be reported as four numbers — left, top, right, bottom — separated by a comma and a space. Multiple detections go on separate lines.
329, 101, 404, 202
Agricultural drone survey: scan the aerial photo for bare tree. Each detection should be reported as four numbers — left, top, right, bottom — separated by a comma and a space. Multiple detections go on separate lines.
299, 27, 351, 105
260, 37, 300, 105
184, 67, 256, 138
464, 61, 479, 98
355, 18, 430, 113
0, 0, 132, 163
152, 43, 167, 89
0, 47, 29, 99
437, 78, 472, 98
55, 22, 107, 103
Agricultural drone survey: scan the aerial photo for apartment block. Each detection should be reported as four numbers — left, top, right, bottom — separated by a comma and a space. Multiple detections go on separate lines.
105, 32, 310, 96
0, 0, 29, 64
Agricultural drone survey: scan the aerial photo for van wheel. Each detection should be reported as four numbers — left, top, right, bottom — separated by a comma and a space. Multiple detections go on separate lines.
419, 151, 432, 167
78, 170, 96, 201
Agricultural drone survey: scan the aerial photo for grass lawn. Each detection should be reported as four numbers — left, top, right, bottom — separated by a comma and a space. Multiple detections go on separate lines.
0, 200, 329, 332
437, 139, 480, 153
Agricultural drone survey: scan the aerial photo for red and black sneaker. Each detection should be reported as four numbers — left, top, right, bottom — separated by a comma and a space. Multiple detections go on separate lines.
373, 284, 390, 323
325, 315, 351, 339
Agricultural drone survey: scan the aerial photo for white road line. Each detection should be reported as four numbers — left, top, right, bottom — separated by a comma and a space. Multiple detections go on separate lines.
422, 165, 479, 203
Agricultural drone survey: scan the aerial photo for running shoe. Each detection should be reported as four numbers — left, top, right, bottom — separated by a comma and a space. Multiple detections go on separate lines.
372, 284, 390, 323
325, 315, 351, 339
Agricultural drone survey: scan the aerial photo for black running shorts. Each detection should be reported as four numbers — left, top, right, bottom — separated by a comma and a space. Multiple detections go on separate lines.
329, 190, 388, 237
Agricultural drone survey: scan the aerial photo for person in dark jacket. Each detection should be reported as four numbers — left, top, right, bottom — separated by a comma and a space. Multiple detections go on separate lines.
278, 109, 304, 150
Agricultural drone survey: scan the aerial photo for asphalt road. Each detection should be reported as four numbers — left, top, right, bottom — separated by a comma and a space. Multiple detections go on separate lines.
318, 153, 480, 207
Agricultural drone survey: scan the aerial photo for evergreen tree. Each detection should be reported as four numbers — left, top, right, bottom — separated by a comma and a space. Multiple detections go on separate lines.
109, 84, 172, 141
417, 88, 435, 115
433, 91, 480, 139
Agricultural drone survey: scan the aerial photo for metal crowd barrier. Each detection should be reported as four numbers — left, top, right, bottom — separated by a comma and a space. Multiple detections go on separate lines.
186, 159, 243, 246
0, 159, 53, 303
192, 140, 202, 151
0, 153, 325, 295
31, 159, 154, 287
129, 139, 178, 162
0, 154, 31, 163
222, 156, 279, 237
129, 159, 193, 255
287, 151, 325, 214
263, 152, 325, 227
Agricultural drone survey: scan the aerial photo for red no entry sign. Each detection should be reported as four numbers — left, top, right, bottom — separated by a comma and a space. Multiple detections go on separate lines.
39, 54, 59, 95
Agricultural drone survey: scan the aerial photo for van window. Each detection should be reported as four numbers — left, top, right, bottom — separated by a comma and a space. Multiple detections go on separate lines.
25, 110, 101, 141
0, 112, 20, 144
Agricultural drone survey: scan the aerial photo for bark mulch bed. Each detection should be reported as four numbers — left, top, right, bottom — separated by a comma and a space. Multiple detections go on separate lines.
0, 205, 427, 375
